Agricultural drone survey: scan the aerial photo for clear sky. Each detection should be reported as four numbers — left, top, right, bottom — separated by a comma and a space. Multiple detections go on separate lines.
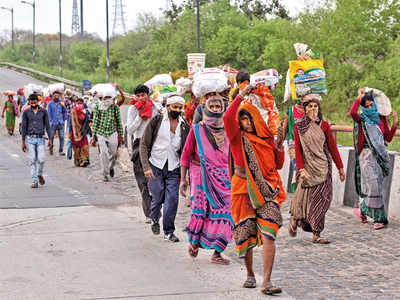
0, 0, 306, 39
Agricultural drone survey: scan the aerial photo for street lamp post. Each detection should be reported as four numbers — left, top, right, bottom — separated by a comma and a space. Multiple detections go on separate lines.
59, 0, 63, 78
106, 0, 110, 80
0, 6, 14, 57
21, 0, 35, 63
196, 0, 200, 52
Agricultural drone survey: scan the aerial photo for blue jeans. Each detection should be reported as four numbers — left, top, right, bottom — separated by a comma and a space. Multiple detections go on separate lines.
27, 137, 46, 184
148, 162, 180, 235
51, 123, 65, 153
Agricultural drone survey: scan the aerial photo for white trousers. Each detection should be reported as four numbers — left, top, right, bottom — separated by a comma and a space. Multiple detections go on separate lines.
97, 132, 118, 177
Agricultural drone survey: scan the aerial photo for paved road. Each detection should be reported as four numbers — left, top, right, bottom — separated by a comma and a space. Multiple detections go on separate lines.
1, 67, 399, 299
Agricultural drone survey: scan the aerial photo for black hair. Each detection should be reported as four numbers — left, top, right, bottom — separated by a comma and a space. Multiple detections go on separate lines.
238, 109, 256, 134
134, 84, 150, 95
28, 94, 39, 101
236, 71, 250, 84
361, 93, 374, 107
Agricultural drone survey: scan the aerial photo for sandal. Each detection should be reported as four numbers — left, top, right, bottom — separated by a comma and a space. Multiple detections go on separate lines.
243, 276, 256, 288
312, 237, 330, 244
374, 223, 385, 230
288, 218, 297, 237
210, 255, 230, 265
188, 244, 199, 258
261, 284, 282, 295
353, 208, 367, 223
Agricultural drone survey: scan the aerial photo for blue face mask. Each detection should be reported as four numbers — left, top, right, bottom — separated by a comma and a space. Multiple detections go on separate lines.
361, 102, 380, 125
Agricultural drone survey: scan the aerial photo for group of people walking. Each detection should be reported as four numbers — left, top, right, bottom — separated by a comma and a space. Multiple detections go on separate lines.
2, 69, 398, 295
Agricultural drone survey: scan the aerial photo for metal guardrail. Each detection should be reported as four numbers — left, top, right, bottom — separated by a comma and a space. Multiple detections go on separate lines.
0, 61, 82, 88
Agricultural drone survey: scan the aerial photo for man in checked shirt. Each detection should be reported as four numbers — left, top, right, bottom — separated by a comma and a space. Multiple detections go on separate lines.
91, 88, 124, 182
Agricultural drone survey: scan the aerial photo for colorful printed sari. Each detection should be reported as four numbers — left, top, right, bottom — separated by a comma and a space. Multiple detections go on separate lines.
184, 124, 233, 252
354, 115, 390, 223
4, 99, 19, 135
231, 103, 285, 258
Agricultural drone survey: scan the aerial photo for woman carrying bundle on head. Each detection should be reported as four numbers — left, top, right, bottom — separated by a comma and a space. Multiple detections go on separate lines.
351, 90, 398, 230
2, 91, 19, 136
289, 96, 345, 244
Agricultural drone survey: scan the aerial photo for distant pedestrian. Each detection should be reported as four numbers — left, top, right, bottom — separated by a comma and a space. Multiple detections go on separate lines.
21, 94, 52, 188
351, 90, 398, 230
2, 92, 19, 135
91, 89, 124, 182
69, 97, 91, 167
47, 90, 67, 156
139, 95, 189, 242
127, 84, 159, 224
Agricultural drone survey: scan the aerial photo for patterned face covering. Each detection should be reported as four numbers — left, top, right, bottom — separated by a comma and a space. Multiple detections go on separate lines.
361, 102, 380, 125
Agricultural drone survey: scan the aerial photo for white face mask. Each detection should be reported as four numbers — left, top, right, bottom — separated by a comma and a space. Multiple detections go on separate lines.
98, 98, 113, 111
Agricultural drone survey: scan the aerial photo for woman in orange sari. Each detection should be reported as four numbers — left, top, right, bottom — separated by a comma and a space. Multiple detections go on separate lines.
223, 85, 286, 295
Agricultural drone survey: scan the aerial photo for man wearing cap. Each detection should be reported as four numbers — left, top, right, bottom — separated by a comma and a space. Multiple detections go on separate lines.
139, 95, 189, 242
21, 94, 53, 188
47, 90, 67, 156
91, 88, 124, 182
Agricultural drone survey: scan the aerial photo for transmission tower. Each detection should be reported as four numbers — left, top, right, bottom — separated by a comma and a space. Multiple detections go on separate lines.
165, 0, 171, 10
112, 0, 127, 36
71, 0, 80, 35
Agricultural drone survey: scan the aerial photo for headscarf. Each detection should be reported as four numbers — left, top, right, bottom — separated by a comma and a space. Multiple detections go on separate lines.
360, 94, 380, 125
98, 98, 113, 111
237, 103, 286, 208
302, 97, 323, 127
202, 96, 225, 150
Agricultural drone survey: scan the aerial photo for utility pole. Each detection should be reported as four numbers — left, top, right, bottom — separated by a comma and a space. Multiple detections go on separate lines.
59, 0, 63, 78
0, 6, 14, 57
80, 0, 84, 37
106, 0, 110, 79
196, 0, 200, 52
21, 1, 35, 63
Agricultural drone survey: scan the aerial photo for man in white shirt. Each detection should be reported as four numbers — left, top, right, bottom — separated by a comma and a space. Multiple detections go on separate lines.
139, 95, 190, 242
127, 85, 159, 224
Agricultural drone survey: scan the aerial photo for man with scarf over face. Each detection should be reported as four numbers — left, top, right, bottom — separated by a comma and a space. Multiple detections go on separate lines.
139, 95, 190, 242
91, 88, 124, 182
127, 84, 159, 224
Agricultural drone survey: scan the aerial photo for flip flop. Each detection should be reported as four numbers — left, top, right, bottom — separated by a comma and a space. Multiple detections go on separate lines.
243, 277, 256, 288
261, 285, 282, 295
374, 223, 385, 230
188, 244, 199, 258
312, 237, 330, 244
353, 208, 367, 223
210, 256, 230, 265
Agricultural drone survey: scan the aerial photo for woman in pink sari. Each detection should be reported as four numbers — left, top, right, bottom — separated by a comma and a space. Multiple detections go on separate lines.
180, 96, 233, 264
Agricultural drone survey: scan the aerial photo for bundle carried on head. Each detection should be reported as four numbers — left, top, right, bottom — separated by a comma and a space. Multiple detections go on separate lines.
192, 68, 230, 98
361, 87, 391, 116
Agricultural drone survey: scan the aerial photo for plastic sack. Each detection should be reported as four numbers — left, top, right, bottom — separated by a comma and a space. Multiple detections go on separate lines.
151, 86, 177, 103
175, 77, 192, 95
294, 43, 308, 56
145, 74, 173, 92
24, 84, 43, 98
90, 83, 117, 98
283, 69, 292, 103
48, 83, 65, 95
362, 87, 392, 116
192, 68, 229, 98
289, 59, 327, 99
251, 69, 282, 90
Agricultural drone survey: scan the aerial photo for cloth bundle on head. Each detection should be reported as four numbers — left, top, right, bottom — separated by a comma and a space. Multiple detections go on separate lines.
166, 95, 185, 106
203, 96, 225, 150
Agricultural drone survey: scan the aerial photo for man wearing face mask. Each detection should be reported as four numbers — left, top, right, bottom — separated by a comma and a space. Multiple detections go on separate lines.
47, 90, 67, 156
21, 94, 52, 188
91, 89, 124, 182
139, 95, 190, 242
